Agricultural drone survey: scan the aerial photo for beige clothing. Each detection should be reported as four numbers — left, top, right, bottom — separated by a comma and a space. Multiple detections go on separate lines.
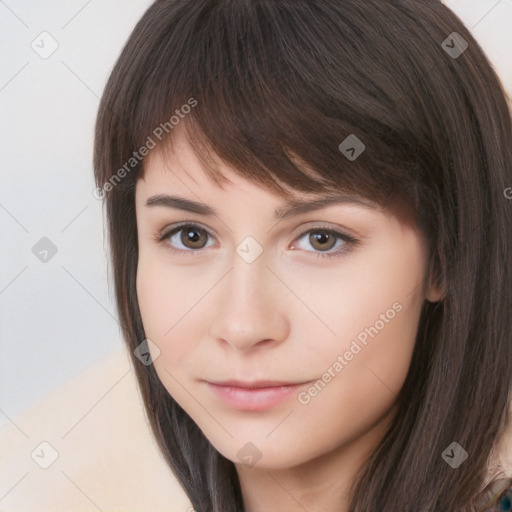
0, 348, 193, 511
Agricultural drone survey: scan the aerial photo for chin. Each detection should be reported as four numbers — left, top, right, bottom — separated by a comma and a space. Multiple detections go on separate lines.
204, 431, 317, 470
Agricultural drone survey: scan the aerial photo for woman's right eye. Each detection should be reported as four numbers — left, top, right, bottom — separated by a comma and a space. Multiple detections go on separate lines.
158, 223, 215, 254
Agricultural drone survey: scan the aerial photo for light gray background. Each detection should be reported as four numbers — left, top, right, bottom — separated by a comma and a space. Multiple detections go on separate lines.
1, 0, 511, 429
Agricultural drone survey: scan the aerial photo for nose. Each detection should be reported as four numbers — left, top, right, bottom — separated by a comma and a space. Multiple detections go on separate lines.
208, 253, 290, 353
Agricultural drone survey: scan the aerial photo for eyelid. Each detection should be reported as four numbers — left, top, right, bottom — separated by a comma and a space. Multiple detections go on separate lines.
292, 221, 358, 240
157, 220, 213, 241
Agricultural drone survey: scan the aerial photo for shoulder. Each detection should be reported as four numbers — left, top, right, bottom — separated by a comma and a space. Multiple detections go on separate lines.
479, 478, 512, 511
0, 346, 193, 511
492, 399, 512, 480
480, 402, 512, 511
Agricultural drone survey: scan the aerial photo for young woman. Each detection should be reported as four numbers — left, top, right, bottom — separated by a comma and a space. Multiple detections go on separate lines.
93, 0, 512, 510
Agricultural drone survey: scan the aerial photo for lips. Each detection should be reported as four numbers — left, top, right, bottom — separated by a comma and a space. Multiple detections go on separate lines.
206, 379, 307, 389
204, 379, 312, 411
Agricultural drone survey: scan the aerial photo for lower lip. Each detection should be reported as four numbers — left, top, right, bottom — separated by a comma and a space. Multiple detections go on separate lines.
206, 382, 307, 411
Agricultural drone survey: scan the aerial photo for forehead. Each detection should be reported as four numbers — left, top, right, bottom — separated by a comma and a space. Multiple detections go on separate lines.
133, 127, 425, 244
137, 153, 384, 228
136, 125, 381, 214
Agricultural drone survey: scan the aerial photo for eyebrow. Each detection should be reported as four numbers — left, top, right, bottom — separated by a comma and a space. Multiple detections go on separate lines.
145, 193, 378, 221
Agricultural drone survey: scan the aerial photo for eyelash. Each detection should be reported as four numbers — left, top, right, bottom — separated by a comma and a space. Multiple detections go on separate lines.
156, 222, 358, 259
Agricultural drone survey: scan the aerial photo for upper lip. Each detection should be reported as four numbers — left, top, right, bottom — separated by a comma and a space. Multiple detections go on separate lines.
205, 379, 309, 389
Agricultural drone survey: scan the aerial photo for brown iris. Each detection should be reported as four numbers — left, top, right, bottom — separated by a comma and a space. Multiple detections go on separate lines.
308, 230, 337, 252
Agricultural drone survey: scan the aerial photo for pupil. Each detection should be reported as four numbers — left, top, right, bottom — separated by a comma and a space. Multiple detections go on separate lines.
312, 230, 333, 250
185, 228, 203, 247
316, 232, 328, 244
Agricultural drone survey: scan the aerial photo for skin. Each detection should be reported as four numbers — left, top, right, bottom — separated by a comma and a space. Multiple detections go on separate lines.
135, 127, 444, 512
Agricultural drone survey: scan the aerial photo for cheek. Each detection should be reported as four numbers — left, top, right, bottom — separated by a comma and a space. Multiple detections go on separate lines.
136, 257, 201, 367
303, 234, 424, 373
136, 255, 211, 414
291, 298, 421, 460
294, 232, 425, 419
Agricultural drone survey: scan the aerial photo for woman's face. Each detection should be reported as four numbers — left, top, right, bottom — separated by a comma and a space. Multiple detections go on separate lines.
135, 128, 443, 471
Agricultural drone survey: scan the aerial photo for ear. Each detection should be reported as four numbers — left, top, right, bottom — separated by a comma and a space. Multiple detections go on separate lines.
426, 280, 445, 303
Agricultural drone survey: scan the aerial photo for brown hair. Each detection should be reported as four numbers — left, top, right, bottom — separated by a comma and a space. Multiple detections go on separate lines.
93, 0, 512, 510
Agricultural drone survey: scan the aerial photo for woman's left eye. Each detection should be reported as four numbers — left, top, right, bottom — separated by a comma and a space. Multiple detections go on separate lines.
156, 223, 358, 259
292, 227, 357, 259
